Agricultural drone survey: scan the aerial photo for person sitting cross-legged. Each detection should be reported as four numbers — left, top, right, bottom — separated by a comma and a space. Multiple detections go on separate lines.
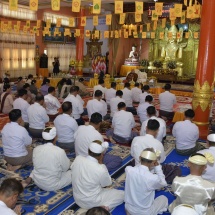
139, 85, 151, 104
2, 109, 32, 171
131, 82, 142, 103
105, 82, 116, 107
125, 148, 168, 215
22, 127, 72, 191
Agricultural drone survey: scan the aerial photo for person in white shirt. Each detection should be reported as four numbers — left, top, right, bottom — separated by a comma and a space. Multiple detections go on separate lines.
106, 102, 137, 144
139, 85, 151, 104
137, 95, 153, 123
169, 153, 215, 214
54, 101, 78, 152
87, 90, 108, 120
173, 109, 200, 156
71, 141, 124, 210
159, 83, 176, 120
0, 84, 13, 114
105, 82, 116, 106
122, 82, 137, 115
44, 86, 61, 122
198, 134, 215, 183
131, 119, 166, 165
26, 74, 33, 85
64, 86, 85, 125
0, 178, 23, 215
131, 82, 142, 103
125, 149, 168, 215
22, 127, 72, 191
93, 79, 106, 99
75, 86, 88, 116
13, 89, 30, 127
27, 93, 49, 138
140, 106, 166, 143
2, 109, 32, 171
110, 90, 125, 118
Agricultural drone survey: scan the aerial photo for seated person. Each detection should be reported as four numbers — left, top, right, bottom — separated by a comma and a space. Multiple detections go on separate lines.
173, 109, 200, 156
2, 109, 32, 171
16, 77, 24, 91
131, 82, 142, 103
0, 84, 13, 114
93, 79, 106, 99
137, 95, 153, 123
59, 79, 72, 98
169, 153, 215, 214
40, 78, 50, 96
71, 141, 124, 211
27, 93, 49, 138
54, 102, 78, 152
29, 80, 38, 96
0, 178, 23, 215
86, 207, 110, 215
75, 78, 89, 97
131, 119, 166, 165
44, 86, 61, 122
139, 85, 151, 104
106, 102, 137, 144
22, 127, 72, 191
125, 148, 168, 215
110, 90, 125, 118
105, 82, 116, 106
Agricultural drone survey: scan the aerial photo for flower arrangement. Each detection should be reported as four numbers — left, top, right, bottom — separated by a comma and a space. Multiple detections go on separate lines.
140, 59, 149, 67
167, 61, 177, 70
153, 60, 163, 68
92, 55, 106, 74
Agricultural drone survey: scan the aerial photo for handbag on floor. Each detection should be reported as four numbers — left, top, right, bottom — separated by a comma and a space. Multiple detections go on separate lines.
162, 164, 182, 184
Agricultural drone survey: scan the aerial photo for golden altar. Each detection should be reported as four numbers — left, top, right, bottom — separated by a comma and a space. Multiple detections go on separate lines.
120, 65, 141, 77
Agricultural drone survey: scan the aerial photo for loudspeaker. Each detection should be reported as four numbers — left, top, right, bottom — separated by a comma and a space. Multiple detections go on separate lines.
40, 54, 48, 68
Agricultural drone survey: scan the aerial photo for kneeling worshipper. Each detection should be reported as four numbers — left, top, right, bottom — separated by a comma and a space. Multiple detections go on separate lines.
71, 141, 124, 211
106, 102, 137, 144
2, 109, 32, 171
169, 153, 215, 215
54, 101, 78, 152
131, 82, 142, 103
125, 148, 168, 215
0, 84, 13, 114
22, 127, 72, 191
198, 134, 215, 183
139, 85, 151, 104
105, 82, 116, 106
172, 204, 198, 215
131, 119, 166, 165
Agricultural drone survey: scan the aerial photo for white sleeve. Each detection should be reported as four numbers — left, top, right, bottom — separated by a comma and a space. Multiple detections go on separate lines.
42, 108, 49, 123
55, 98, 61, 109
99, 165, 112, 187
131, 142, 141, 165
172, 123, 177, 137
131, 114, 136, 128
77, 100, 84, 115
59, 150, 71, 172
23, 129, 32, 146
140, 122, 147, 136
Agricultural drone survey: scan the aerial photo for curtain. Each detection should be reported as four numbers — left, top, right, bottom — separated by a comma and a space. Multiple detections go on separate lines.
0, 32, 36, 78
46, 44, 76, 73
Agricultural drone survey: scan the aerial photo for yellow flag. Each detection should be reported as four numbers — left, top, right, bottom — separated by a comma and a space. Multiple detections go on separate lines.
194, 32, 199, 39
135, 1, 143, 14
94, 30, 99, 38
175, 4, 182, 17
64, 28, 71, 36
51, 0, 60, 11
169, 8, 176, 20
23, 26, 28, 34
56, 18, 61, 27
69, 18, 75, 27
26, 21, 31, 28
85, 30, 90, 37
133, 31, 138, 38
151, 32, 155, 39
135, 13, 142, 23
119, 13, 126, 24
115, 30, 119, 38
162, 18, 166, 28
153, 21, 157, 31
128, 28, 131, 36
142, 32, 146, 39
115, 1, 123, 14
155, 2, 163, 16
9, 0, 18, 11
147, 23, 150, 31
160, 32, 164, 39
46, 19, 51, 28
194, 4, 201, 18
187, 6, 194, 19
185, 32, 190, 38
124, 31, 128, 38
72, 0, 81, 12
184, 0, 187, 6
104, 31, 109, 38
106, 14, 112, 25
75, 29, 80, 37
189, 0, 192, 6
93, 16, 98, 26
37, 20, 41, 28
151, 11, 158, 21
81, 17, 86, 26
30, 0, 38, 11
181, 11, 186, 23
33, 26, 37, 33
110, 31, 114, 38
93, 0, 101, 14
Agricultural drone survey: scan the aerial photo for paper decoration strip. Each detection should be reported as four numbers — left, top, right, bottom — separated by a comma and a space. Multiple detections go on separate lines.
81, 17, 86, 26
85, 30, 90, 37
56, 18, 62, 27
93, 16, 98, 26
189, 0, 192, 6
95, 30, 99, 38
184, 0, 187, 6
194, 32, 199, 39
26, 21, 31, 28
169, 8, 176, 20
46, 19, 51, 28
162, 18, 166, 28
155, 2, 163, 16
135, 13, 142, 22
104, 31, 109, 38
151, 32, 155, 38
69, 18, 75, 27
115, 1, 123, 14
187, 6, 194, 19
147, 23, 150, 31
51, 0, 60, 11
124, 31, 128, 38
75, 29, 80, 36
93, 0, 101, 14
106, 14, 112, 25
37, 20, 41, 28
142, 32, 146, 39
115, 30, 119, 38
72, 0, 81, 12
175, 4, 182, 17
135, 1, 143, 14
119, 13, 125, 24
110, 31, 114, 37
30, 0, 38, 11
9, 0, 18, 11
151, 10, 158, 21
185, 32, 190, 38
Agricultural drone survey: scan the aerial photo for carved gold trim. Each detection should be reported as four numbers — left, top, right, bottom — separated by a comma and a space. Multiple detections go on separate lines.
193, 121, 209, 126
192, 80, 214, 112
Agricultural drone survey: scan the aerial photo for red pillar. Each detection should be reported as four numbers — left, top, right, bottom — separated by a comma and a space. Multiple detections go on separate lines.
76, 8, 85, 76
192, 0, 215, 139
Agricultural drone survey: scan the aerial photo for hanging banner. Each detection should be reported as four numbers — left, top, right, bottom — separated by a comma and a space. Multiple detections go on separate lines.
151, 32, 155, 38
185, 32, 190, 38
9, 0, 18, 11
169, 8, 176, 20
184, 0, 187, 6
194, 32, 199, 39
187, 6, 194, 19
115, 1, 123, 14
153, 21, 157, 31
17, 21, 21, 28
181, 11, 186, 23
147, 23, 150, 31
51, 0, 60, 11
93, 0, 101, 14
155, 2, 163, 16
162, 18, 166, 28
160, 32, 164, 39
104, 31, 109, 38
106, 14, 112, 25
26, 20, 31, 28
81, 17, 86, 26
119, 13, 125, 24
37, 20, 41, 28
56, 18, 62, 27
189, 0, 192, 6
95, 30, 99, 38
151, 10, 158, 21
33, 26, 37, 33
177, 32, 181, 39
72, 0, 81, 12
115, 30, 119, 38
142, 32, 146, 39
75, 29, 80, 36
133, 31, 138, 38
194, 4, 201, 18
30, 0, 38, 11
135, 13, 142, 22
93, 16, 98, 26
175, 4, 182, 17
69, 18, 75, 27
23, 26, 28, 34
14, 25, 19, 33
46, 19, 51, 28
64, 28, 71, 36
135, 1, 143, 14
124, 31, 128, 38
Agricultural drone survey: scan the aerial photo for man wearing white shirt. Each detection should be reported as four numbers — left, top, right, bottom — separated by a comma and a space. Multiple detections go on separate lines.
139, 85, 151, 104
93, 79, 106, 99
110, 90, 125, 118
140, 106, 166, 143
71, 142, 124, 210
106, 102, 137, 144
54, 102, 78, 152
27, 93, 49, 138
87, 90, 108, 120
44, 86, 61, 122
137, 95, 153, 123
13, 89, 30, 127
105, 82, 116, 106
131, 82, 142, 103
0, 178, 23, 215
22, 127, 72, 191
2, 109, 32, 171
173, 109, 200, 156
131, 119, 166, 165
159, 83, 176, 120
64, 86, 84, 125
125, 149, 168, 215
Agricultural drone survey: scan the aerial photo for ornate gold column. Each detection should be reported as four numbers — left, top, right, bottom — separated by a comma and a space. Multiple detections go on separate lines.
192, 0, 215, 138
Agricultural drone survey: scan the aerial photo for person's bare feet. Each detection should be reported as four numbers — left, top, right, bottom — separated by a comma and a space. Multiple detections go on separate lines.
14, 205, 22, 215
21, 177, 32, 188
109, 136, 116, 144
7, 164, 22, 171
